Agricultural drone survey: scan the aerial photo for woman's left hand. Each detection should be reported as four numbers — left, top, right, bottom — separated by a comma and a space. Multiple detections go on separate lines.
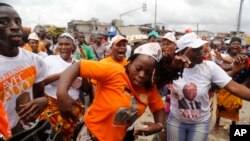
134, 121, 163, 136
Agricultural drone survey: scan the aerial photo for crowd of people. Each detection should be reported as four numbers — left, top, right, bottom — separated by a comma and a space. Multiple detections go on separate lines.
1, 2, 250, 141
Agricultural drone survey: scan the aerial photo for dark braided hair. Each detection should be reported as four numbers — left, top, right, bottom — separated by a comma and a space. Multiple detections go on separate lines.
154, 55, 183, 89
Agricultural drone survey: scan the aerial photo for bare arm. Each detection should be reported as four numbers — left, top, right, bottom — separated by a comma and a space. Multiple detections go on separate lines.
153, 109, 166, 141
153, 109, 166, 129
43, 73, 60, 86
33, 81, 45, 98
56, 62, 83, 121
224, 80, 250, 101
222, 55, 233, 64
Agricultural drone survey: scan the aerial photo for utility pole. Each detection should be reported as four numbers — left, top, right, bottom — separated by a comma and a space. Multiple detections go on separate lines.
236, 0, 244, 35
154, 0, 157, 29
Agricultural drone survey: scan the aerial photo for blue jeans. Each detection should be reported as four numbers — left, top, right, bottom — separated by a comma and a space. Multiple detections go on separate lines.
167, 112, 210, 141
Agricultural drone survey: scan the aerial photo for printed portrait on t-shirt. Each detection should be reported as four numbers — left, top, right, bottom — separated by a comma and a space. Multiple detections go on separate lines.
178, 83, 201, 119
15, 92, 30, 113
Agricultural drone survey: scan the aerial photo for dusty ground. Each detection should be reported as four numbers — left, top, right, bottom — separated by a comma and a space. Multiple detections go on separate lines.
135, 96, 250, 141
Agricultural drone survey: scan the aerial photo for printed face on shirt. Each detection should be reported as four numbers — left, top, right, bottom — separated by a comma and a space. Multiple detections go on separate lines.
182, 83, 197, 101
160, 39, 176, 57
57, 37, 75, 60
0, 5, 23, 49
111, 40, 127, 62
128, 54, 156, 88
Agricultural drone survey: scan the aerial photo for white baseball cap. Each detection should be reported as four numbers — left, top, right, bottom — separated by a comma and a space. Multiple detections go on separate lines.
134, 42, 162, 62
176, 32, 208, 53
163, 32, 176, 44
28, 32, 39, 41
107, 35, 128, 49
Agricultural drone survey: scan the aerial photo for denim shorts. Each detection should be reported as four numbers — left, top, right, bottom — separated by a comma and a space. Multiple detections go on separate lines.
167, 112, 210, 141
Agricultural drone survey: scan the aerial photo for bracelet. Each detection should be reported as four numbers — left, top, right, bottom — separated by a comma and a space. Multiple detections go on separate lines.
156, 123, 165, 132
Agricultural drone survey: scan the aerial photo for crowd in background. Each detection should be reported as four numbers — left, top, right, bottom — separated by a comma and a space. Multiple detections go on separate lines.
1, 2, 250, 141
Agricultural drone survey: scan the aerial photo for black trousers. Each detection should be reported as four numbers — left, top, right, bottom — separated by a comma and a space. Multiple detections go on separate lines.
123, 129, 135, 141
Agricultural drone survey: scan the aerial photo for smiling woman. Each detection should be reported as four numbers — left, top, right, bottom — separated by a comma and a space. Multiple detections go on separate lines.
38, 32, 85, 141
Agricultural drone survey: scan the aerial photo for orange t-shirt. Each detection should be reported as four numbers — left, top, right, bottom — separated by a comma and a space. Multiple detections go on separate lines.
100, 56, 128, 66
91, 57, 128, 85
80, 60, 164, 141
22, 42, 47, 52
0, 100, 11, 139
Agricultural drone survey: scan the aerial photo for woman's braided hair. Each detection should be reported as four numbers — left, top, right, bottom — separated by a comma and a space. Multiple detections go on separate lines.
154, 55, 183, 87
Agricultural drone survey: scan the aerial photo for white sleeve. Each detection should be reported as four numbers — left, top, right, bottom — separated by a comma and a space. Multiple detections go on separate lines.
209, 61, 232, 87
34, 55, 48, 83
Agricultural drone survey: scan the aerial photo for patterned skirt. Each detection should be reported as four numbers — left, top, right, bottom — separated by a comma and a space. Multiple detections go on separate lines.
216, 88, 242, 121
38, 95, 84, 141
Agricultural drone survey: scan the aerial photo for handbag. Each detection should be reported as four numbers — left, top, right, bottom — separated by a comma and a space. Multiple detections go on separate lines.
8, 119, 62, 141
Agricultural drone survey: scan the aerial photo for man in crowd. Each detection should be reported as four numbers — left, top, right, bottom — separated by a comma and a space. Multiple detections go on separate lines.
0, 3, 48, 136
90, 34, 106, 60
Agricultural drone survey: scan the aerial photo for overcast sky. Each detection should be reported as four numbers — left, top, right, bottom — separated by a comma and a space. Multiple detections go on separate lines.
2, 0, 250, 34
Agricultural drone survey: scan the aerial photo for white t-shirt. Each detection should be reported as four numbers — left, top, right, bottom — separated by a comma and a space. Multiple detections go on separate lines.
37, 51, 48, 59
44, 55, 80, 100
0, 48, 47, 128
170, 61, 232, 123
126, 45, 132, 59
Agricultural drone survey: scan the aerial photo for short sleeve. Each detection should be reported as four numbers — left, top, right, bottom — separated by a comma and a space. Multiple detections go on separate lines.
209, 61, 232, 87
148, 86, 164, 113
80, 59, 124, 81
34, 55, 48, 83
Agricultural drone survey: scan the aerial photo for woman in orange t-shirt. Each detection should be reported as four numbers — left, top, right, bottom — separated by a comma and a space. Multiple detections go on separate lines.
56, 42, 189, 141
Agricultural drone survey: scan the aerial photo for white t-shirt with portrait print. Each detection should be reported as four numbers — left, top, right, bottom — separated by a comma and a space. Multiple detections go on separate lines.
44, 55, 80, 100
170, 60, 232, 124
0, 48, 47, 128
